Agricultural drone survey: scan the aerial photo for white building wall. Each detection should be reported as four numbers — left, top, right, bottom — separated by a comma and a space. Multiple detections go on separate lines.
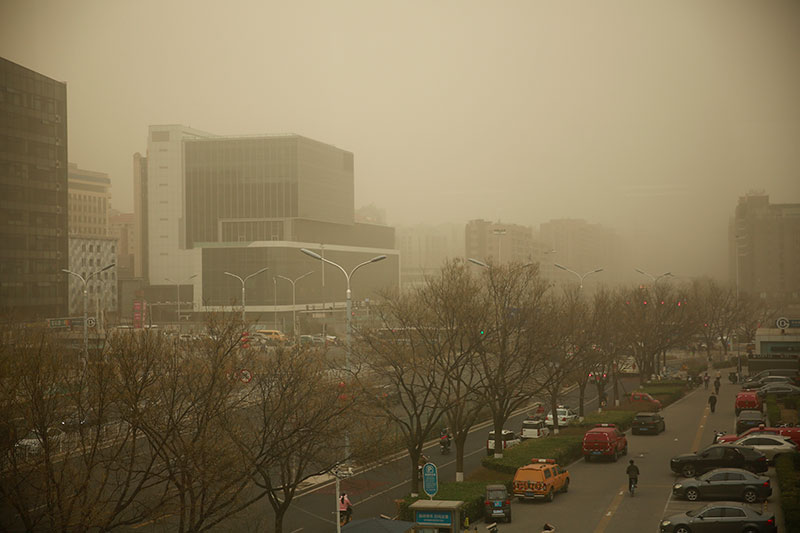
67, 236, 118, 318
146, 125, 214, 285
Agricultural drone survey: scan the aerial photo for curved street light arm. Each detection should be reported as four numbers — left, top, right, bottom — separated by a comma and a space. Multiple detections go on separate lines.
467, 257, 489, 269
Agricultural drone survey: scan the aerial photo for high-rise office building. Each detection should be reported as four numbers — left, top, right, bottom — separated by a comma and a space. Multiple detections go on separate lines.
68, 162, 111, 237
141, 126, 398, 326
731, 193, 800, 301
0, 57, 69, 319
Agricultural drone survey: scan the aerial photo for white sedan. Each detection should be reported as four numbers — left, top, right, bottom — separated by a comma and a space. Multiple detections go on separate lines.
545, 407, 578, 427
728, 433, 797, 462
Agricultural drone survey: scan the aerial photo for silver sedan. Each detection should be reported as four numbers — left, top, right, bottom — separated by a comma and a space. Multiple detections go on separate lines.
728, 433, 797, 462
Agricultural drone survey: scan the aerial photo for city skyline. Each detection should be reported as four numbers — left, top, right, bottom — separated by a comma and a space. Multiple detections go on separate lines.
2, 1, 799, 282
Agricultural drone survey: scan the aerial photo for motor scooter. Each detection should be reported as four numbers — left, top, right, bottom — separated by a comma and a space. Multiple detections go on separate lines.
439, 436, 451, 455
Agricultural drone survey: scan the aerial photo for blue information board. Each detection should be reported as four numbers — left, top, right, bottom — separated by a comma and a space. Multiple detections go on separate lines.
415, 510, 452, 526
422, 462, 438, 498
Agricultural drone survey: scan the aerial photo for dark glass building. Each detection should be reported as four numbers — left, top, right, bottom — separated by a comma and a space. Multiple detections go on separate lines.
0, 57, 69, 319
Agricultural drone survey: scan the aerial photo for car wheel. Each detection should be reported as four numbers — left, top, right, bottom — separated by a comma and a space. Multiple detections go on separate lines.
681, 465, 696, 478
562, 479, 570, 493
743, 488, 758, 503
674, 526, 691, 533
547, 489, 554, 502
685, 487, 699, 501
742, 529, 758, 533
613, 449, 619, 462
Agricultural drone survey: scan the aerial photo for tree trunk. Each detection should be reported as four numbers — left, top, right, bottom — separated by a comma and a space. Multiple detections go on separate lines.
455, 432, 466, 482
577, 381, 586, 417
550, 394, 560, 436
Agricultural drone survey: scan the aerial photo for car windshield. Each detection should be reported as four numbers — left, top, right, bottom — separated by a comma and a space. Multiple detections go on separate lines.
635, 415, 653, 421
487, 489, 506, 499
686, 509, 700, 517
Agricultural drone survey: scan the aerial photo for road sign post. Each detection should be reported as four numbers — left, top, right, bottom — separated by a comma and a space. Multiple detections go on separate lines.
422, 462, 438, 499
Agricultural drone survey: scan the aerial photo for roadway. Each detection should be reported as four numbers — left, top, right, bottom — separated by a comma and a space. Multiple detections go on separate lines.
494, 373, 784, 533
184, 376, 643, 533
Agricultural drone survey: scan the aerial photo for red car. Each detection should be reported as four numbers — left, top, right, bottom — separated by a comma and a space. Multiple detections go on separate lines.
583, 423, 628, 462
629, 391, 661, 411
734, 391, 762, 416
717, 425, 800, 448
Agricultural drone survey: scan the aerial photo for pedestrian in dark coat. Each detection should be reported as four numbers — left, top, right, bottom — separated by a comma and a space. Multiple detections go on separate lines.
708, 393, 717, 413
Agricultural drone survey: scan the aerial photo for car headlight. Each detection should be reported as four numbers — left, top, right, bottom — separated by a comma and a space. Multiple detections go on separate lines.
660, 520, 671, 527
673, 483, 682, 489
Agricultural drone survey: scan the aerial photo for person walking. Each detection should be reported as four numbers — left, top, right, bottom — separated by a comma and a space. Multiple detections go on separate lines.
708, 392, 717, 413
703, 372, 710, 390
714, 377, 721, 395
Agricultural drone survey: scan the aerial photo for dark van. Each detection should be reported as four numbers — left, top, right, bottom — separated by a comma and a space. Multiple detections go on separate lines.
484, 484, 511, 523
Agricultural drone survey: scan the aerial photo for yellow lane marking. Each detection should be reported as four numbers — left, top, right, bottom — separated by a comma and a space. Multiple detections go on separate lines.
593, 483, 628, 533
690, 406, 710, 453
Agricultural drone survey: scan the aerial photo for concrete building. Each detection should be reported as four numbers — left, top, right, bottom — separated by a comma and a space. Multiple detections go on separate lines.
66, 236, 117, 321
109, 210, 135, 279
539, 218, 621, 286
396, 223, 464, 288
731, 193, 800, 301
0, 57, 69, 319
141, 125, 398, 329
68, 162, 110, 237
465, 219, 537, 265
132, 152, 148, 280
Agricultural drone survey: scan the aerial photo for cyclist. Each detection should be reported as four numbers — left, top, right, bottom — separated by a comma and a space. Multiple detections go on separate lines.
626, 459, 640, 495
338, 492, 353, 524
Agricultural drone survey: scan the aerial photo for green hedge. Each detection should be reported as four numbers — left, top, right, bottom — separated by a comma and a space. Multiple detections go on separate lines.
765, 395, 781, 425
481, 434, 584, 475
639, 383, 686, 408
577, 410, 637, 431
774, 453, 800, 530
396, 481, 498, 524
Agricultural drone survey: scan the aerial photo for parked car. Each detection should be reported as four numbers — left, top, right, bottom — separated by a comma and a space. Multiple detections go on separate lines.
659, 502, 777, 533
254, 329, 288, 344
741, 375, 792, 391
717, 425, 800, 448
756, 382, 800, 398
744, 368, 799, 386
726, 434, 797, 463
671, 468, 771, 503
520, 416, 550, 440
582, 423, 627, 462
511, 458, 570, 502
15, 427, 65, 455
544, 406, 578, 427
629, 391, 662, 411
486, 429, 520, 456
669, 444, 767, 478
631, 412, 666, 435
734, 391, 762, 416
736, 409, 767, 434
484, 484, 512, 523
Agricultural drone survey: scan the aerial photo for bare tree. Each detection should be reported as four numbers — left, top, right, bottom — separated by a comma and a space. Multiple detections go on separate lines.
470, 261, 551, 457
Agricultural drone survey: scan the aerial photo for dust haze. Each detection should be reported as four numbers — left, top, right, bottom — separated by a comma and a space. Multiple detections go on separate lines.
2, 0, 799, 280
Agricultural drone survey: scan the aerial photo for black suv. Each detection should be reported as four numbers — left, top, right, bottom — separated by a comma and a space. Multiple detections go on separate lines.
736, 410, 767, 434
631, 412, 666, 435
669, 445, 767, 478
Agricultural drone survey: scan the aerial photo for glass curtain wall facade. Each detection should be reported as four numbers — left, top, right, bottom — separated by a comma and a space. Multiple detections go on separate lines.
184, 135, 354, 247
0, 57, 68, 319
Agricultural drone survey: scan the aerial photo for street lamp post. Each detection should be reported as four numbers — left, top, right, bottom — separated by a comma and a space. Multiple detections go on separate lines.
554, 263, 604, 289
300, 249, 386, 464
276, 271, 314, 341
164, 274, 197, 326
300, 249, 386, 367
63, 262, 116, 361
224, 267, 269, 324
634, 268, 672, 284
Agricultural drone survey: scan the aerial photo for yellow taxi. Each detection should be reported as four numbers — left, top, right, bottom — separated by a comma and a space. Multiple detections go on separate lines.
512, 458, 570, 502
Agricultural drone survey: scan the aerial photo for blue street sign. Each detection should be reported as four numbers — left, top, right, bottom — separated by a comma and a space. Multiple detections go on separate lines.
415, 510, 452, 526
422, 462, 438, 498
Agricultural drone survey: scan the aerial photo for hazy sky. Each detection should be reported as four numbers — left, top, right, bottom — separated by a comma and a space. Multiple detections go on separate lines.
2, 0, 799, 278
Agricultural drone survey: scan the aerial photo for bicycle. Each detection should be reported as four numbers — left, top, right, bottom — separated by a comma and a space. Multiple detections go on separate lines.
628, 477, 637, 497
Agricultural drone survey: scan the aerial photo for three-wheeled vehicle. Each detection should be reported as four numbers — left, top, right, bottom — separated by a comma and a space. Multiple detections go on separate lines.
484, 484, 511, 523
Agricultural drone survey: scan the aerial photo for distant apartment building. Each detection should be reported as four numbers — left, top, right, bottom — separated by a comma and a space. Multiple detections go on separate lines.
68, 162, 110, 237
66, 162, 117, 319
730, 193, 800, 301
66, 236, 117, 320
397, 223, 465, 287
140, 125, 398, 327
465, 219, 538, 264
109, 210, 135, 279
539, 218, 621, 286
0, 57, 69, 319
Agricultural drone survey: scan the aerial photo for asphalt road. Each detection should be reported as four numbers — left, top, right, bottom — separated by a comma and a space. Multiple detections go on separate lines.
203, 377, 642, 533
491, 374, 784, 533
